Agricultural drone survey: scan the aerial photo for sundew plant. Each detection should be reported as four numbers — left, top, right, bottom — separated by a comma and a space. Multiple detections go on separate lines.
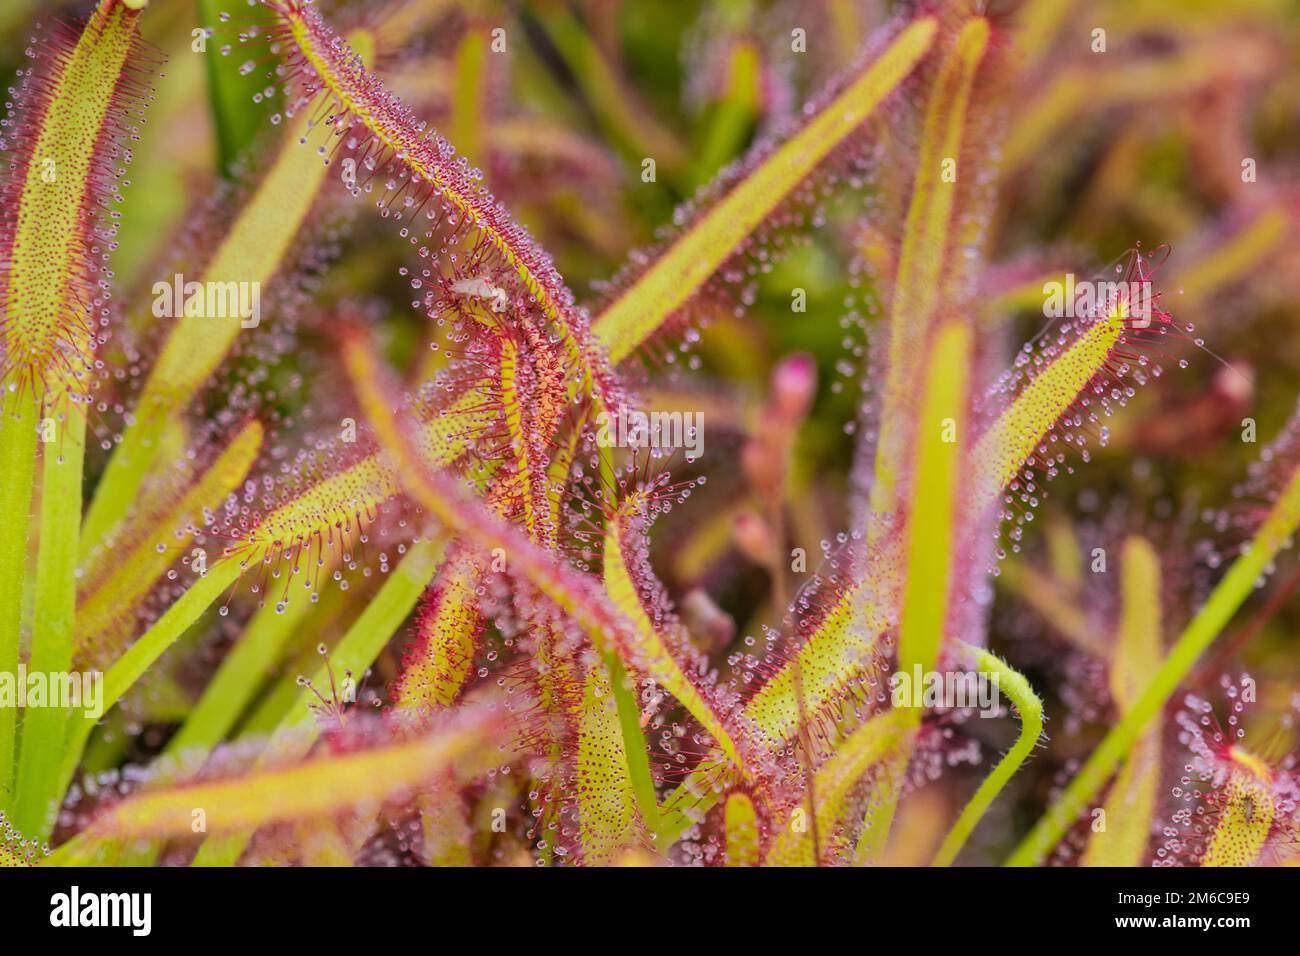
0, 0, 1298, 869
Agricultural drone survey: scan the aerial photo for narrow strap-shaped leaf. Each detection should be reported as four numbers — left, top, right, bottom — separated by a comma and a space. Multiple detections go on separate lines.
970, 302, 1130, 509
1176, 206, 1287, 310
340, 332, 698, 733
0, 396, 37, 809
601, 650, 660, 837
604, 493, 748, 774
197, 0, 269, 172
165, 577, 319, 759
692, 39, 761, 187
1009, 0, 1074, 67
248, 541, 444, 744
10, 396, 87, 838
529, 621, 582, 867
857, 320, 972, 859
448, 26, 487, 169
895, 322, 972, 693
75, 419, 263, 660
299, 25, 912, 461
55, 432, 425, 813
109, 543, 418, 867
740, 580, 885, 753
95, 560, 242, 721
54, 557, 244, 812
850, 746, 908, 864
869, 19, 989, 522
345, 337, 720, 848
415, 784, 471, 867
1080, 732, 1160, 868
258, 1, 617, 414
1, 815, 42, 866
662, 293, 1147, 851
292, 817, 368, 867
347, 355, 680, 852
1002, 33, 1274, 173
312, 12, 936, 449
592, 17, 938, 362
531, 3, 689, 180
1082, 536, 1162, 867
576, 664, 648, 864
392, 547, 482, 712
75, 709, 501, 842
2, 0, 150, 399
765, 710, 911, 865
724, 792, 760, 867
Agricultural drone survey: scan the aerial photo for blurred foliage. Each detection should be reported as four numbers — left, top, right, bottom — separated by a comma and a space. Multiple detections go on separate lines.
4, 0, 1300, 865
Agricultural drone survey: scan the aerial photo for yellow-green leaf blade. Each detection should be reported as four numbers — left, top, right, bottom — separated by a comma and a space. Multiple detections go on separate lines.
592, 17, 938, 363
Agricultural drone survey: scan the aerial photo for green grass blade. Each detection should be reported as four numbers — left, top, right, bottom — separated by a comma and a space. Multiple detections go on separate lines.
11, 398, 87, 839
1202, 768, 1273, 867
191, 537, 442, 865
591, 17, 937, 362
895, 322, 972, 690
1008, 457, 1300, 866
0, 396, 38, 813
197, 0, 272, 174
54, 558, 243, 810
603, 651, 660, 836
603, 496, 746, 774
108, 579, 341, 866
168, 588, 318, 759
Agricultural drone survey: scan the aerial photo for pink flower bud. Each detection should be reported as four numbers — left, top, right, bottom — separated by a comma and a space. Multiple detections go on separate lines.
771, 352, 817, 422
733, 511, 776, 566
